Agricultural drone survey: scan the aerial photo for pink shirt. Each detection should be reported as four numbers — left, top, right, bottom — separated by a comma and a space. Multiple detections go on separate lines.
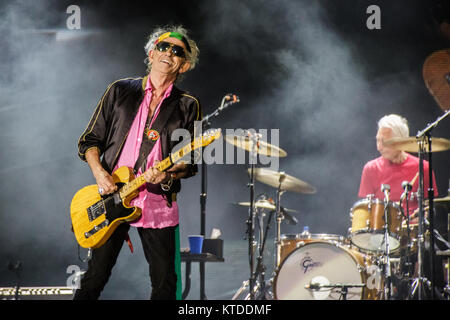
358, 154, 438, 215
114, 78, 179, 229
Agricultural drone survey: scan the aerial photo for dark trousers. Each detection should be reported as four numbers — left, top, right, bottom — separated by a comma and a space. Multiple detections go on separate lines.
73, 223, 178, 300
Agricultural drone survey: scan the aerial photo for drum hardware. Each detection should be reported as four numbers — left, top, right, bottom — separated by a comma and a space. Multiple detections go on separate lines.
233, 166, 315, 300
247, 168, 316, 270
232, 195, 277, 300
305, 282, 366, 300
414, 118, 449, 299
399, 181, 415, 278
380, 184, 394, 299
236, 200, 298, 214
253, 194, 275, 300
225, 131, 287, 300
384, 110, 450, 299
231, 280, 259, 300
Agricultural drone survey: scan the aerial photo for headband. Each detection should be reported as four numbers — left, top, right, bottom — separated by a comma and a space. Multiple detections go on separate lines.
154, 32, 192, 53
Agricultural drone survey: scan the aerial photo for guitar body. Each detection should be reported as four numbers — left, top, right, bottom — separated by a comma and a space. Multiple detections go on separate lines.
70, 166, 141, 249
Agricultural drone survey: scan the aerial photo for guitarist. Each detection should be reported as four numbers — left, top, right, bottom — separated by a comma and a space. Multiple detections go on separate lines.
74, 26, 201, 300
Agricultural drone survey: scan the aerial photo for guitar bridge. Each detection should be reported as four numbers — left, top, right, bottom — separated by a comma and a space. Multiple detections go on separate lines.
87, 200, 106, 221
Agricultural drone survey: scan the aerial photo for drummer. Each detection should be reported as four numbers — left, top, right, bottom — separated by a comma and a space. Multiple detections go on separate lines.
358, 114, 439, 222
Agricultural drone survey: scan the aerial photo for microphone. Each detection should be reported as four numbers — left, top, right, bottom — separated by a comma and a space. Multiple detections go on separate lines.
281, 207, 298, 225
220, 93, 240, 110
400, 181, 412, 202
381, 184, 390, 203
305, 283, 321, 290
225, 93, 239, 102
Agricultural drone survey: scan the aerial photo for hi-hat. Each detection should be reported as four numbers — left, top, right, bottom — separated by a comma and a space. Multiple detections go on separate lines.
224, 134, 287, 157
384, 137, 450, 153
237, 200, 298, 213
248, 168, 316, 194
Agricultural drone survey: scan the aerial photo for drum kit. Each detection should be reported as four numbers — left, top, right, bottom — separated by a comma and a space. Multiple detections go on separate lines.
226, 129, 450, 301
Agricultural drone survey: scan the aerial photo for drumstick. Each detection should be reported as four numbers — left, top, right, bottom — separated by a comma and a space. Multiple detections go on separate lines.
410, 171, 419, 186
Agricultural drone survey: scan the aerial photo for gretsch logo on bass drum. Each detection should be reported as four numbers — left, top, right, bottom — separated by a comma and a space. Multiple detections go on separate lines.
300, 253, 322, 273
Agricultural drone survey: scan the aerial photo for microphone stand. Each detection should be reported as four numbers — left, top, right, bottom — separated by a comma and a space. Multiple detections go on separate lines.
198, 94, 239, 300
415, 109, 449, 299
245, 131, 261, 300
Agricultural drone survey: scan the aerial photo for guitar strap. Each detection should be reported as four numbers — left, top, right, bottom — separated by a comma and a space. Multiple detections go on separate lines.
125, 95, 179, 254
133, 96, 178, 175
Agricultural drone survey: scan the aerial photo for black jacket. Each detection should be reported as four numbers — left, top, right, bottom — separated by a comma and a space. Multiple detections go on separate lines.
77, 76, 202, 194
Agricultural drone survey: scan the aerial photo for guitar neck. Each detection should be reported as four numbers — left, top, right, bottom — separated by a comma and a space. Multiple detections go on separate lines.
118, 142, 195, 199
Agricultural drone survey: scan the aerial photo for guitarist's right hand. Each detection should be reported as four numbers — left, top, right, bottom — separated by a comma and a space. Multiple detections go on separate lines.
94, 169, 118, 195
85, 147, 118, 195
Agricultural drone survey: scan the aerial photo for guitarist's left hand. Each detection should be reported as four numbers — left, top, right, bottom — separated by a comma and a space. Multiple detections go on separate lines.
143, 165, 168, 184
143, 162, 189, 184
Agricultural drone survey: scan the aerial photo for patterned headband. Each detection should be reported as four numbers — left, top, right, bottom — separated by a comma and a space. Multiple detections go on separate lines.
154, 32, 192, 53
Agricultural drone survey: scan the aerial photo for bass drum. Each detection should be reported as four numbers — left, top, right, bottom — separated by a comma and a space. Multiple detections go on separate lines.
274, 240, 384, 300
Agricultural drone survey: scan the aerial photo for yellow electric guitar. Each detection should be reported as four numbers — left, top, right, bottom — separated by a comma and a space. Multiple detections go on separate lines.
70, 129, 221, 249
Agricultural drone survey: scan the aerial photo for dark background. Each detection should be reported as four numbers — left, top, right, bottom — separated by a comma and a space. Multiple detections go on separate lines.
0, 0, 449, 299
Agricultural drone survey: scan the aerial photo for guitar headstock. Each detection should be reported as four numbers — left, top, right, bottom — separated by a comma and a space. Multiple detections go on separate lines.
192, 128, 222, 149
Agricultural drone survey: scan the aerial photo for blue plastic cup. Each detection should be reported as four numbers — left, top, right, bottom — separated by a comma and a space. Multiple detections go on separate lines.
188, 235, 204, 254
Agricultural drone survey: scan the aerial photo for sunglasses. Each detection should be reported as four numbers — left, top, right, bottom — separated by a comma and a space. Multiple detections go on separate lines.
155, 41, 186, 58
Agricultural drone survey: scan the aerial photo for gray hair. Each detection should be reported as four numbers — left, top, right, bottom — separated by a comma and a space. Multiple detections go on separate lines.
377, 114, 409, 138
143, 25, 199, 75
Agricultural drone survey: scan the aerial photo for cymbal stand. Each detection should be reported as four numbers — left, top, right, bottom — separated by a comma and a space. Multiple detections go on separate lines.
274, 175, 287, 270
400, 182, 414, 277
415, 109, 450, 299
409, 138, 429, 299
254, 205, 275, 299
381, 184, 393, 299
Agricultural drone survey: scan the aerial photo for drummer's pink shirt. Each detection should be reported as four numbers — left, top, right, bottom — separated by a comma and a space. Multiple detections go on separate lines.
114, 78, 178, 229
358, 154, 438, 216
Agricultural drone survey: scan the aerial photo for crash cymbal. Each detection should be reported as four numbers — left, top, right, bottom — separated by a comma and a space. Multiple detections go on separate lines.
237, 200, 298, 213
248, 168, 317, 194
384, 137, 450, 153
224, 134, 287, 157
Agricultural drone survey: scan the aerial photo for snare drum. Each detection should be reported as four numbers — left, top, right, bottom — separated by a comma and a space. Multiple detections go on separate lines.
279, 233, 345, 263
274, 240, 384, 300
349, 198, 403, 252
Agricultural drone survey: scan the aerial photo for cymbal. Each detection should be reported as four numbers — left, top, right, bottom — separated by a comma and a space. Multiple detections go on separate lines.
384, 137, 450, 153
434, 195, 450, 203
224, 134, 287, 157
237, 200, 298, 213
248, 168, 317, 194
